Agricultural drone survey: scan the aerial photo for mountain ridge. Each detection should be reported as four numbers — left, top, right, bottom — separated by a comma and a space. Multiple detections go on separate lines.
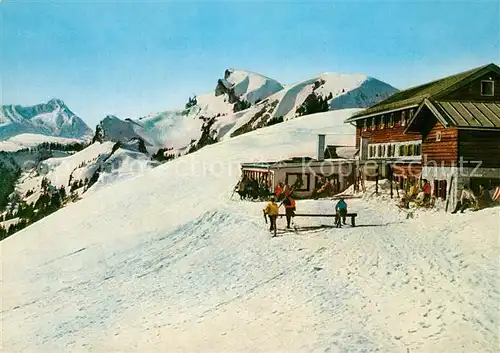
0, 99, 93, 141
94, 68, 397, 156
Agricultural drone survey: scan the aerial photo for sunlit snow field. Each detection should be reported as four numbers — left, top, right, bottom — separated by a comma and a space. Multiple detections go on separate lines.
2, 109, 498, 353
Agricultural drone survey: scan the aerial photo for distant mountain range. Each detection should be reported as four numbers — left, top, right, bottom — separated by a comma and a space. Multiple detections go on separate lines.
0, 98, 93, 141
93, 68, 398, 156
0, 70, 398, 154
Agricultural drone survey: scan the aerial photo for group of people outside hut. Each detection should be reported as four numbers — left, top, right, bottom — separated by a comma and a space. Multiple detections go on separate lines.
235, 175, 272, 201
235, 172, 306, 202
399, 178, 498, 213
311, 176, 341, 199
451, 184, 495, 214
399, 179, 435, 209
263, 180, 349, 236
250, 171, 499, 236
263, 181, 296, 234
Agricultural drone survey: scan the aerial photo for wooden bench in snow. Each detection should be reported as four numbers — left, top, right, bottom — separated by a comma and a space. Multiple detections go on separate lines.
278, 213, 358, 227
331, 195, 361, 200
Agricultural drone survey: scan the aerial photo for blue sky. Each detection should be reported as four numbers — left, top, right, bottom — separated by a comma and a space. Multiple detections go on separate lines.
2, 0, 499, 127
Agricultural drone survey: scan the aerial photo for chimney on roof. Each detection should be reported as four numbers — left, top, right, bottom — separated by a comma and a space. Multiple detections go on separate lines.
317, 134, 325, 161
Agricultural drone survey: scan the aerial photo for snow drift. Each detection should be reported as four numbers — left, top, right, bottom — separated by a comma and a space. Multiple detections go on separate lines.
2, 108, 498, 353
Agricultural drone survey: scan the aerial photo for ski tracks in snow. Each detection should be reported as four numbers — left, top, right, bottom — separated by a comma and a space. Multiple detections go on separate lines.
2, 200, 498, 352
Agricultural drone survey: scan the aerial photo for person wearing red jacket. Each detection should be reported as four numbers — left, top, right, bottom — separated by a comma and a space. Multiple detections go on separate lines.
274, 182, 283, 200
283, 196, 296, 229
422, 179, 431, 203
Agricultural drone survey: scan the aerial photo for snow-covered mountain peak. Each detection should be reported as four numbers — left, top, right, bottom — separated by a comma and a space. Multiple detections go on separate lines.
46, 98, 66, 109
0, 100, 93, 141
93, 68, 397, 157
264, 71, 397, 121
224, 68, 279, 86
316, 71, 367, 78
102, 115, 121, 122
217, 68, 284, 104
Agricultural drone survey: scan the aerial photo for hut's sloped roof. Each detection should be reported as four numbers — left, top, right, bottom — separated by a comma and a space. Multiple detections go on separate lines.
345, 63, 500, 122
432, 101, 500, 128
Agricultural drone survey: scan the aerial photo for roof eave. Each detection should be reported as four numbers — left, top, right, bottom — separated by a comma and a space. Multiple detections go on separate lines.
456, 126, 500, 131
347, 63, 500, 124
345, 104, 420, 122
405, 99, 451, 133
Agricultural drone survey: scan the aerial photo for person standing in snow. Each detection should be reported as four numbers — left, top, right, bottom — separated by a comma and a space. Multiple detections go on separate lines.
477, 184, 493, 210
282, 183, 292, 198
274, 182, 284, 201
282, 195, 296, 229
335, 198, 348, 227
422, 179, 432, 204
237, 176, 247, 200
263, 196, 280, 236
452, 185, 477, 214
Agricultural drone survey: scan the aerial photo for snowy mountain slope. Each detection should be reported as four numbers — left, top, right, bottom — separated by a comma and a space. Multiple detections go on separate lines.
95, 69, 396, 156
329, 76, 399, 110
93, 69, 282, 153
221, 68, 285, 104
0, 140, 158, 236
35, 142, 116, 188
239, 72, 396, 126
9, 142, 115, 211
0, 99, 93, 141
93, 115, 161, 153
136, 110, 204, 154
0, 133, 84, 152
2, 108, 498, 352
16, 141, 157, 202
84, 148, 159, 196
219, 73, 396, 140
